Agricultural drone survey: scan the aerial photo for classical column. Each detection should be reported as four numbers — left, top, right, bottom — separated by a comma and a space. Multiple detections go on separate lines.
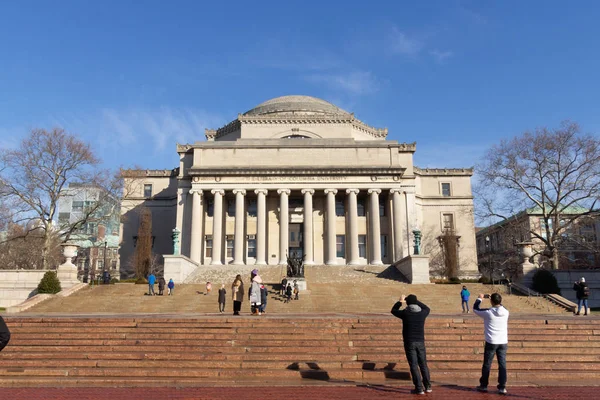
404, 190, 417, 255
176, 188, 188, 255
278, 189, 291, 264
390, 189, 404, 261
189, 189, 202, 264
302, 189, 315, 265
368, 189, 383, 265
232, 189, 246, 265
325, 189, 338, 265
254, 189, 268, 265
211, 189, 225, 265
346, 189, 360, 265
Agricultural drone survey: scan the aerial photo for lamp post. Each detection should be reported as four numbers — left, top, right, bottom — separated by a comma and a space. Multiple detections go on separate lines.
103, 241, 108, 272
485, 236, 492, 283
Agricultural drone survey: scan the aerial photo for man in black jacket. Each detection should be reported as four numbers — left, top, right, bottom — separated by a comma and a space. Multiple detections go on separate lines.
0, 315, 10, 352
391, 294, 431, 395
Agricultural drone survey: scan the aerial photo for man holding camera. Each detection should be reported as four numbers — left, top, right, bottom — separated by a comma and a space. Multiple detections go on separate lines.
391, 294, 431, 395
473, 293, 509, 395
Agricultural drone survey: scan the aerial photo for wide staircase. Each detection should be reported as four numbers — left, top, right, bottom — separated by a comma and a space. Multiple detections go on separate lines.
1, 315, 598, 387
22, 265, 567, 315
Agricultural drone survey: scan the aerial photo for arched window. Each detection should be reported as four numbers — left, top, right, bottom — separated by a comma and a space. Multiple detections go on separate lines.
282, 134, 310, 139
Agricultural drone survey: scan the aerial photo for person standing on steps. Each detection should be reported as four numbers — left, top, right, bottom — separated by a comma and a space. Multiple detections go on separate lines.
147, 272, 156, 296
391, 294, 432, 395
461, 286, 471, 313
573, 277, 590, 316
249, 269, 263, 315
232, 275, 244, 315
218, 284, 227, 313
285, 283, 292, 303
473, 293, 510, 395
0, 315, 10, 352
158, 276, 166, 296
167, 278, 175, 295
280, 277, 288, 296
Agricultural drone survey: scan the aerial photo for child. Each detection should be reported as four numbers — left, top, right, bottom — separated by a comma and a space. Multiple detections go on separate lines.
259, 283, 267, 314
167, 278, 175, 296
285, 283, 292, 303
206, 281, 212, 295
218, 284, 226, 313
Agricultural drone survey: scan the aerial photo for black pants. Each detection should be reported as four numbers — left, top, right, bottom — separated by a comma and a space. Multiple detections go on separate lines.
404, 341, 431, 391
233, 301, 241, 314
480, 342, 507, 389
219, 302, 225, 312
0, 338, 10, 352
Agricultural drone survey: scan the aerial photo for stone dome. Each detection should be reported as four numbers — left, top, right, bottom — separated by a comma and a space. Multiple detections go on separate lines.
243, 95, 351, 117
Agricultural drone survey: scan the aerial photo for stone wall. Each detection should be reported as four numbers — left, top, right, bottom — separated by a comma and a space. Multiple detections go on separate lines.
0, 270, 47, 307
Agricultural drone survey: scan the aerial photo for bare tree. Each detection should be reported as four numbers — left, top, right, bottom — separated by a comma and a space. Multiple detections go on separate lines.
0, 128, 121, 269
476, 121, 600, 269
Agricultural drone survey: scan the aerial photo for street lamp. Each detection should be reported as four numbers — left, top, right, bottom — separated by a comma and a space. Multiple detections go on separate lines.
485, 236, 492, 283
103, 241, 107, 272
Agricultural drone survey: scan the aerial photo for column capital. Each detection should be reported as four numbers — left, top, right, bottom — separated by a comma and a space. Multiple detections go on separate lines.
346, 188, 360, 195
324, 188, 338, 195
189, 188, 202, 195
277, 189, 291, 196
211, 189, 225, 196
368, 189, 382, 195
232, 189, 246, 195
254, 188, 268, 196
389, 188, 403, 194
301, 189, 315, 195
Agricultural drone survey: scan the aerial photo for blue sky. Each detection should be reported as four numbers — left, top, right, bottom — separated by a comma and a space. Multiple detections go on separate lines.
1, 1, 599, 171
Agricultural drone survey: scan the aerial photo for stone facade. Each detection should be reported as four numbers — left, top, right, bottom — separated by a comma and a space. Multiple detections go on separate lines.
120, 96, 478, 279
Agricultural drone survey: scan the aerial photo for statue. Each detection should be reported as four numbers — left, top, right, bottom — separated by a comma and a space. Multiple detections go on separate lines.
172, 228, 181, 256
286, 251, 305, 278
412, 230, 422, 255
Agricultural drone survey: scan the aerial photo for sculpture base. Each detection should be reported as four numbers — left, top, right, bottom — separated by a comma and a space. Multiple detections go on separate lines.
286, 277, 307, 291
57, 262, 80, 289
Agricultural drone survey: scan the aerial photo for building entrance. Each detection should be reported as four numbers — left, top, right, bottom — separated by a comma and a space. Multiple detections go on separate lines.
289, 223, 303, 259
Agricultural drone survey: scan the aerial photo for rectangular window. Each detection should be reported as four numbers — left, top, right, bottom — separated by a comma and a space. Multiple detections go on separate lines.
336, 235, 346, 258
226, 237, 234, 258
227, 199, 236, 217
357, 199, 366, 217
379, 203, 386, 217
358, 235, 367, 258
72, 201, 84, 211
441, 183, 451, 197
540, 218, 553, 239
143, 184, 153, 198
247, 199, 257, 217
247, 238, 256, 258
206, 199, 214, 217
205, 236, 213, 258
335, 200, 345, 217
111, 260, 117, 270
442, 213, 454, 231
58, 212, 70, 223
289, 198, 303, 209
97, 260, 104, 270
381, 235, 388, 258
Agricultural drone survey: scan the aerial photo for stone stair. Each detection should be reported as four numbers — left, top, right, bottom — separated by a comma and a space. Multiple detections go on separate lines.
21, 265, 567, 315
0, 315, 598, 387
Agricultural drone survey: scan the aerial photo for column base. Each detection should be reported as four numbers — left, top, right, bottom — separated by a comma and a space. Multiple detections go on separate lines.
348, 260, 361, 266
303, 261, 315, 266
231, 260, 245, 265
210, 261, 223, 266
326, 260, 338, 265
254, 261, 267, 266
370, 260, 384, 266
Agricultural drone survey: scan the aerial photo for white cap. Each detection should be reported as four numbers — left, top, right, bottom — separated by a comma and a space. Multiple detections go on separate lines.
581, 277, 586, 282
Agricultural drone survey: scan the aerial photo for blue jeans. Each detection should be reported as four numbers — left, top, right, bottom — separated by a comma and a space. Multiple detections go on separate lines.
148, 284, 155, 295
462, 300, 470, 312
480, 342, 507, 389
404, 341, 431, 391
577, 299, 589, 314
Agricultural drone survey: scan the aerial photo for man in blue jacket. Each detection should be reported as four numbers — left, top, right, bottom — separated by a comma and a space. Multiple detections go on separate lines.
147, 272, 156, 296
391, 294, 432, 395
460, 286, 471, 313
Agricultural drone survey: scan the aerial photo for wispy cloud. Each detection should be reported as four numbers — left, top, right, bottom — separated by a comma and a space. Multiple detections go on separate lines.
430, 49, 454, 63
304, 71, 380, 95
99, 107, 224, 151
388, 27, 423, 56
